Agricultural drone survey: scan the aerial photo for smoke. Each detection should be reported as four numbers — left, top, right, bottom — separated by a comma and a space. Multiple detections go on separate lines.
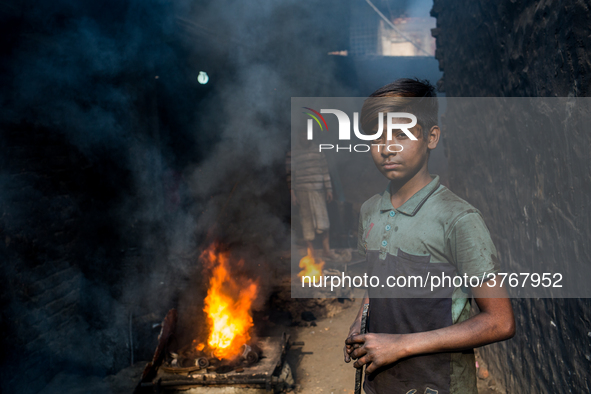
404, 0, 436, 18
1, 0, 353, 391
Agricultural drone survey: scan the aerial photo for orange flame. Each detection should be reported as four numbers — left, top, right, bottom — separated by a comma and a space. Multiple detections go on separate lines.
201, 245, 258, 359
298, 247, 325, 283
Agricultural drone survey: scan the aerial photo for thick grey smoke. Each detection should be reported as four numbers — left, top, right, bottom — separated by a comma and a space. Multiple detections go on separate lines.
1, 0, 353, 392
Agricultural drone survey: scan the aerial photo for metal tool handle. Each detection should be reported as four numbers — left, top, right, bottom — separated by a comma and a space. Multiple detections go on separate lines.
354, 303, 370, 394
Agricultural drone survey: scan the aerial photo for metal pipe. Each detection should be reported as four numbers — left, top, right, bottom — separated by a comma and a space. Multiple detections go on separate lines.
196, 357, 209, 368
354, 304, 370, 394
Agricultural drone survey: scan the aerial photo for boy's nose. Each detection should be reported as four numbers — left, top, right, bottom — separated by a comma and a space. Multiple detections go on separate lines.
382, 146, 397, 156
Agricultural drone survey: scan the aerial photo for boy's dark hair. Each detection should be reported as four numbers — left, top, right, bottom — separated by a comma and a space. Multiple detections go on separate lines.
361, 78, 438, 140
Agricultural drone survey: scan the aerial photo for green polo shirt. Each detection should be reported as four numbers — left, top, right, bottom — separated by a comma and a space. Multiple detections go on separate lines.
357, 174, 500, 394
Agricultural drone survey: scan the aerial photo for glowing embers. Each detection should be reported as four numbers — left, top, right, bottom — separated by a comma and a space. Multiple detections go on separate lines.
137, 243, 297, 392
298, 247, 325, 285
201, 243, 258, 360
164, 339, 262, 375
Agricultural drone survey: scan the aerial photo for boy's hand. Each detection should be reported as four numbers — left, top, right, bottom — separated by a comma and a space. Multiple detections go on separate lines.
343, 319, 361, 363
345, 333, 408, 374
326, 190, 333, 202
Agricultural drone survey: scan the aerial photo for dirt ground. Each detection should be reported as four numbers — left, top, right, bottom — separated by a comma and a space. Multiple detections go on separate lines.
38, 292, 505, 394
286, 294, 505, 394
285, 291, 365, 394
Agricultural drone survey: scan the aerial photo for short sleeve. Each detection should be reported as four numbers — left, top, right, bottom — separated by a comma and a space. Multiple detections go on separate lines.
447, 212, 500, 279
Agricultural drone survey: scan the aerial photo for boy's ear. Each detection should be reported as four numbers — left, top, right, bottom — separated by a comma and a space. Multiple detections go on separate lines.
427, 126, 440, 150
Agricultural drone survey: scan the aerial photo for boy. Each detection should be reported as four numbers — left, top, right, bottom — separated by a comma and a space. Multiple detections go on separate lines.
344, 79, 515, 394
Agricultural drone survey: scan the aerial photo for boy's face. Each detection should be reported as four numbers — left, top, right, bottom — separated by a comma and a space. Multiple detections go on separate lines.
370, 117, 439, 183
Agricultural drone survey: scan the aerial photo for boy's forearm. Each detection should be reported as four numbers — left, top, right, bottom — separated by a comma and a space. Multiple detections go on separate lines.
402, 305, 515, 358
400, 278, 515, 358
348, 280, 514, 372
348, 305, 515, 372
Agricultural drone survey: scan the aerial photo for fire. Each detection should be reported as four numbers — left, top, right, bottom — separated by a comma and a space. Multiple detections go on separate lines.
298, 247, 325, 283
201, 244, 258, 360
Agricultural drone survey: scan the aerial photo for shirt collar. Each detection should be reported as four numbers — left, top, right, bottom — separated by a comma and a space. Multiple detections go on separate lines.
379, 175, 441, 216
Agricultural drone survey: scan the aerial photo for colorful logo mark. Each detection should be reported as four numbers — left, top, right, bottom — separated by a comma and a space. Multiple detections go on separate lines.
302, 107, 328, 131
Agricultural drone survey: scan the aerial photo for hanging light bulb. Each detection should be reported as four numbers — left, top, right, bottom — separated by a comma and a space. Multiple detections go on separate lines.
197, 71, 209, 84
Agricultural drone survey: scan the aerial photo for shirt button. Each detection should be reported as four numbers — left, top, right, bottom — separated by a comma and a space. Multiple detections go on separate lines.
389, 211, 395, 217
381, 240, 388, 247
385, 225, 391, 231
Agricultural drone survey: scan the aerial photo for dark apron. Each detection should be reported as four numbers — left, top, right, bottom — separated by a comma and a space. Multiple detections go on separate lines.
364, 249, 458, 394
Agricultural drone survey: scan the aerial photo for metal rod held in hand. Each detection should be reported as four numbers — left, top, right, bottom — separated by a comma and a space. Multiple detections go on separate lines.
354, 303, 370, 394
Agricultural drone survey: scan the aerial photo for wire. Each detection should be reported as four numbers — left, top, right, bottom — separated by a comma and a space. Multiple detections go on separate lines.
363, 0, 433, 57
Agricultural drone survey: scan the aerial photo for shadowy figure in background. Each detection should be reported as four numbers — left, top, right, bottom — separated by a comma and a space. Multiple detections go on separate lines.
287, 131, 338, 260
